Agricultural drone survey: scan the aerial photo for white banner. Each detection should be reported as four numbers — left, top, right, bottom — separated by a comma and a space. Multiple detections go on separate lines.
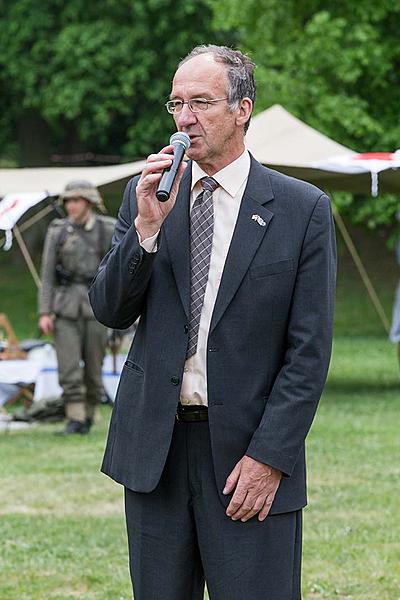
0, 192, 48, 231
0, 191, 48, 249
314, 151, 400, 196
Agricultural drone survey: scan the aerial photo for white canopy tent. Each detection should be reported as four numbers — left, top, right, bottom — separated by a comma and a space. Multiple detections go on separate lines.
245, 104, 400, 196
0, 159, 147, 286
1, 105, 397, 330
0, 159, 146, 197
246, 105, 398, 332
1, 106, 399, 198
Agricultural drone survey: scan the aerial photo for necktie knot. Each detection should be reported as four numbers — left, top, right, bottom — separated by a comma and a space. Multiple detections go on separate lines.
201, 177, 218, 193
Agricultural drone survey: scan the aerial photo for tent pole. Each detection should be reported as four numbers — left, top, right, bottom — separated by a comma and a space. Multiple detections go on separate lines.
0, 204, 54, 249
332, 202, 390, 334
15, 204, 54, 235
13, 225, 41, 290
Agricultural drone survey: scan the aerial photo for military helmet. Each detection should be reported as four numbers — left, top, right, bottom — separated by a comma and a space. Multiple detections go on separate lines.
59, 180, 103, 205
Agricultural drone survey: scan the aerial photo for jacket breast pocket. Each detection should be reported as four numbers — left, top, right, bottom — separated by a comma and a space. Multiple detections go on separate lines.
249, 258, 294, 279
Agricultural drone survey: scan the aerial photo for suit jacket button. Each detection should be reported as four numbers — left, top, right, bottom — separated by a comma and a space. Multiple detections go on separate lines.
184, 325, 189, 333
170, 376, 180, 386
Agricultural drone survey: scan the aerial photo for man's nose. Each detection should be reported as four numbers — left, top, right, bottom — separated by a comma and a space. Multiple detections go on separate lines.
175, 104, 197, 129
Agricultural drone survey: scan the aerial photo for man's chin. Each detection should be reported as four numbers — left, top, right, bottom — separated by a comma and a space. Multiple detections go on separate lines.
186, 144, 205, 163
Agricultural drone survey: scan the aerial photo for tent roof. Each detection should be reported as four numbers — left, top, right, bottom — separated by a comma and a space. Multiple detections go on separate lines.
1, 105, 399, 197
245, 104, 400, 195
0, 160, 146, 196
246, 104, 354, 166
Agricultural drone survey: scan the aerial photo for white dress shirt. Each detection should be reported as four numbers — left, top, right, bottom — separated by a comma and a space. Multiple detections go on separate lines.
139, 150, 251, 406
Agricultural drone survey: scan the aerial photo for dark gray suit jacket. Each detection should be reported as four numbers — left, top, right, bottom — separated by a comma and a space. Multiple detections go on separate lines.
89, 156, 336, 515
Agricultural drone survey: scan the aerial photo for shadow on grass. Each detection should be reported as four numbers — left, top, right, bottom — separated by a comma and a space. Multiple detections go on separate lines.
325, 380, 399, 394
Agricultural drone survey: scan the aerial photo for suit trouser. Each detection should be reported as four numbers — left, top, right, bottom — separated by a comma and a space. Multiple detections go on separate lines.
54, 316, 107, 421
124, 420, 302, 600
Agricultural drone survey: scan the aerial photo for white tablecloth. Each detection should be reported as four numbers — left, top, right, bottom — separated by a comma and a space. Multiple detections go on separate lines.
0, 345, 125, 404
0, 359, 42, 385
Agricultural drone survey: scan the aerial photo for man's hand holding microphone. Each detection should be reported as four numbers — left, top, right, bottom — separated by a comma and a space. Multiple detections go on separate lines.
135, 133, 191, 241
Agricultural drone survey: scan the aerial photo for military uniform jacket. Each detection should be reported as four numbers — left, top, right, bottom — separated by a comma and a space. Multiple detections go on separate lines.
39, 213, 116, 320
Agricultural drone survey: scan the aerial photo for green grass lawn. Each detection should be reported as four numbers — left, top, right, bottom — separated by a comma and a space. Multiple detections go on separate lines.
0, 336, 399, 599
0, 220, 399, 598
304, 337, 400, 600
1, 220, 398, 340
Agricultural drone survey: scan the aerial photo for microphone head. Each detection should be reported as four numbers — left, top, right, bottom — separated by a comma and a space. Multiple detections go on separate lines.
170, 132, 191, 150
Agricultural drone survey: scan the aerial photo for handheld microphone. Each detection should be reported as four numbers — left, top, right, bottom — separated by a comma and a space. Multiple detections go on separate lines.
156, 132, 191, 202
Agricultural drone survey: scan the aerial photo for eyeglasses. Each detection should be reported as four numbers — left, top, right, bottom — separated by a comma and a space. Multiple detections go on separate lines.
165, 97, 228, 114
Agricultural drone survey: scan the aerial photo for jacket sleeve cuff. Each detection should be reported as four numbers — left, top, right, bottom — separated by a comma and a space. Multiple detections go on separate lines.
136, 229, 159, 253
246, 438, 298, 478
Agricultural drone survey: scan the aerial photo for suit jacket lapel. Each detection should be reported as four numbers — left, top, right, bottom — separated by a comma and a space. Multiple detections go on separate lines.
210, 158, 275, 334
163, 165, 192, 320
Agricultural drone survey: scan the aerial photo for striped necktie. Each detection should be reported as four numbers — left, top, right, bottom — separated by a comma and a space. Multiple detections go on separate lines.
186, 176, 218, 358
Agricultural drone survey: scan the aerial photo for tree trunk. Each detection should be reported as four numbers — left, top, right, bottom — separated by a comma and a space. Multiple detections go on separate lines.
17, 111, 52, 167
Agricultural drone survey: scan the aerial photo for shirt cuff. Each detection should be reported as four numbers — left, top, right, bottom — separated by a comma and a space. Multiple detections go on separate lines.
136, 229, 159, 253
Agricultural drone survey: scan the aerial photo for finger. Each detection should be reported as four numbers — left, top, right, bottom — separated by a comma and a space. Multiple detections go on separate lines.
223, 461, 242, 495
138, 173, 166, 189
146, 146, 174, 161
226, 485, 247, 517
146, 154, 174, 166
258, 495, 274, 521
239, 494, 266, 523
159, 144, 174, 155
229, 492, 258, 521
140, 159, 173, 180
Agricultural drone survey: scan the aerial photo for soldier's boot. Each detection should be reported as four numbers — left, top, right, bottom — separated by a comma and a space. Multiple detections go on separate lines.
85, 405, 96, 432
55, 419, 90, 436
55, 402, 89, 435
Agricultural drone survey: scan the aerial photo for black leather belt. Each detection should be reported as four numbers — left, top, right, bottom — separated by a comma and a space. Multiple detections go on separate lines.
176, 403, 208, 422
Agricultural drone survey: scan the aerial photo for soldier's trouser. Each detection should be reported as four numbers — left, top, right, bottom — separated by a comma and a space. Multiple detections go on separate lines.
54, 316, 107, 422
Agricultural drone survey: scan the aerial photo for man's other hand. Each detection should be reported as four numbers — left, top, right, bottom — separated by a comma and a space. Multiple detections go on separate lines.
223, 455, 282, 522
39, 314, 54, 335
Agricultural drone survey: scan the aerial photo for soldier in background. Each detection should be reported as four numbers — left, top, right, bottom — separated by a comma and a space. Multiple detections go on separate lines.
38, 181, 116, 435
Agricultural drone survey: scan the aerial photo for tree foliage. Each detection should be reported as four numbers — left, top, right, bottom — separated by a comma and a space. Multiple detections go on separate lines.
209, 0, 400, 227
0, 0, 223, 163
0, 0, 399, 228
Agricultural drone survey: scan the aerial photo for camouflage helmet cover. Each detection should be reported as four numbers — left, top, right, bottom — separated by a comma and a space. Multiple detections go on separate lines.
59, 180, 103, 206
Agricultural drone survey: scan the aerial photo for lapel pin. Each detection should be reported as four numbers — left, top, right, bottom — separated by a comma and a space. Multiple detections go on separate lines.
251, 214, 266, 227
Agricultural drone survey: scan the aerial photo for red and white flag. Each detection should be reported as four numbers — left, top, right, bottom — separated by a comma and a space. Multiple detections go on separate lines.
0, 192, 47, 249
315, 150, 400, 196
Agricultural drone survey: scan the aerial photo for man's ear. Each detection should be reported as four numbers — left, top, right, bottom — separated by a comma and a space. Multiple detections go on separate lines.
236, 97, 253, 129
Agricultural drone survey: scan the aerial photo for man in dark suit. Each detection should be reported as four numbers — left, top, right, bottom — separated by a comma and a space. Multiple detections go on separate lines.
89, 44, 336, 600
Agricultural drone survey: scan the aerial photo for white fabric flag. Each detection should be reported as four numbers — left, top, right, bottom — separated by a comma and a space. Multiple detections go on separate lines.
0, 192, 47, 249
315, 151, 400, 196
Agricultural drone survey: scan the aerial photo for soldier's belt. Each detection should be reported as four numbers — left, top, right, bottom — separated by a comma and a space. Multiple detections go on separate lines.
57, 273, 95, 286
70, 276, 92, 285
70, 274, 96, 285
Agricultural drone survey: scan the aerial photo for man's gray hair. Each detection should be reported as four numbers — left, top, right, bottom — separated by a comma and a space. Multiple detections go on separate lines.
179, 45, 256, 132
